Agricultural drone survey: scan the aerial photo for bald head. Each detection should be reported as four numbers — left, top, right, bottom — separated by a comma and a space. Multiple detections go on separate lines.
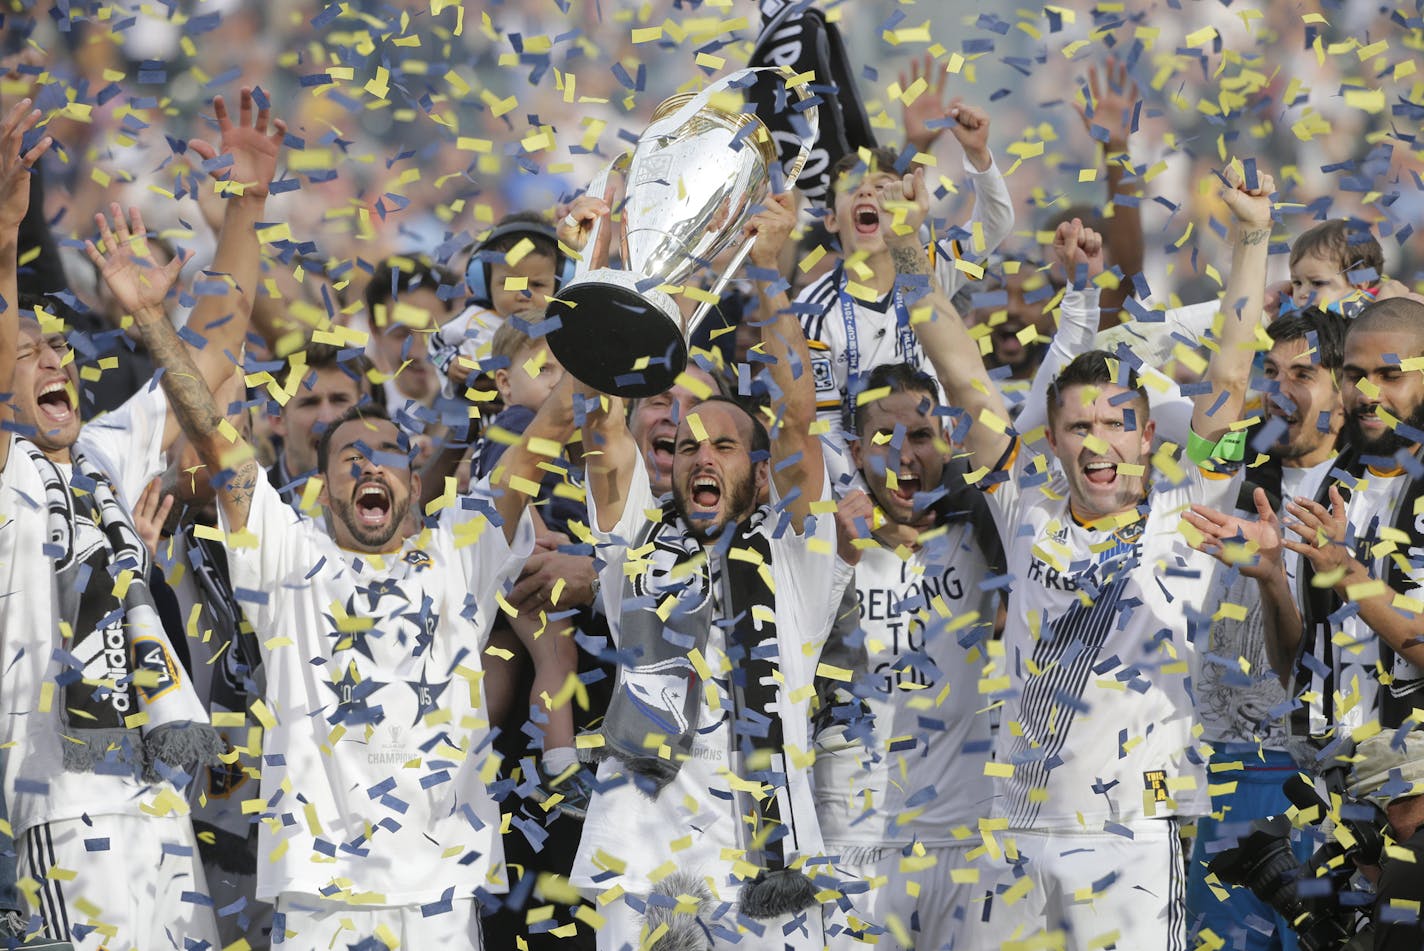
1350, 298, 1424, 349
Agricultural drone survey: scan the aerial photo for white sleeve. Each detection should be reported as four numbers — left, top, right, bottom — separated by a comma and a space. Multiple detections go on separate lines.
587, 458, 658, 644
934, 156, 1015, 298
442, 477, 536, 610
74, 377, 170, 507
1015, 287, 1102, 439
769, 459, 840, 639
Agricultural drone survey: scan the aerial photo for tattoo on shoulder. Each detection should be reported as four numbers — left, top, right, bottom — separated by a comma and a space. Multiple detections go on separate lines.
890, 245, 930, 276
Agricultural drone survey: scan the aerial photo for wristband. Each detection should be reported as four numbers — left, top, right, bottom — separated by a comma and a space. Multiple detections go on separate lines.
1187, 428, 1246, 466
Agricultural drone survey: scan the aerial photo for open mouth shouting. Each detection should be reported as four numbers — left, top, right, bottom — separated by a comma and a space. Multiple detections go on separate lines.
690, 473, 722, 513
353, 479, 394, 528
651, 432, 676, 475
1083, 460, 1119, 487
853, 202, 881, 237
36, 379, 76, 427
889, 471, 920, 507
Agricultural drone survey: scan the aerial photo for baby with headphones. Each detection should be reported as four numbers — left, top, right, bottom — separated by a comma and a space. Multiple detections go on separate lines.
430, 211, 574, 406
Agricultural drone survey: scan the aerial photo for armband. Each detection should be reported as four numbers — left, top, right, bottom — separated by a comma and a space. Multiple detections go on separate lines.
1187, 428, 1246, 466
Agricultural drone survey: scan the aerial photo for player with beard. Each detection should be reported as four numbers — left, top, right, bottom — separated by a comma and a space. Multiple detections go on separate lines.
2, 91, 283, 948
897, 160, 1267, 948
563, 191, 843, 949
1249, 298, 1424, 951
813, 359, 1002, 951
1273, 298, 1424, 743
98, 220, 568, 948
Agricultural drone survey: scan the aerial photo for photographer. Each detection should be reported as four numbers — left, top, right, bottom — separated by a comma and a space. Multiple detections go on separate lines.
1350, 735, 1424, 949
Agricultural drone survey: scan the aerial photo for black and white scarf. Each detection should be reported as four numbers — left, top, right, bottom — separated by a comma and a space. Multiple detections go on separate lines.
1295, 442, 1424, 735
747, 0, 878, 208
23, 440, 221, 783
605, 499, 818, 918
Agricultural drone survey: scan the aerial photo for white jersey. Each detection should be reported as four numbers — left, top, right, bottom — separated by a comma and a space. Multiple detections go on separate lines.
799, 157, 1014, 486
431, 304, 504, 400
815, 522, 997, 847
985, 442, 1241, 830
0, 384, 173, 836
219, 475, 533, 903
571, 457, 842, 897
1302, 465, 1424, 735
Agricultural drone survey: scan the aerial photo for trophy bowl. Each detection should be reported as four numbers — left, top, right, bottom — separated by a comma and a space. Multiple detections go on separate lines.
546, 72, 814, 397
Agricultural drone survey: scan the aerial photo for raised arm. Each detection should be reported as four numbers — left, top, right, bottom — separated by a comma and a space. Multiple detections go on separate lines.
1194, 165, 1273, 445
1074, 57, 1144, 327
488, 372, 581, 544
0, 100, 51, 475
173, 88, 286, 448
744, 191, 823, 528
885, 167, 1013, 468
552, 191, 638, 532
85, 207, 260, 533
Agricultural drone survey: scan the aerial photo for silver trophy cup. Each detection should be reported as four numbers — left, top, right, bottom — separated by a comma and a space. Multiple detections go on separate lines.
546, 69, 818, 397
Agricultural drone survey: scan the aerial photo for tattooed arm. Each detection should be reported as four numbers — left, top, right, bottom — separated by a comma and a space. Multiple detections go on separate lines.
86, 207, 260, 533
1195, 164, 1274, 443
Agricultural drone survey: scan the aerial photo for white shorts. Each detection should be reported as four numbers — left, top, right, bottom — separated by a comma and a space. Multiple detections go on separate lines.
19, 813, 219, 951
826, 843, 982, 950
272, 893, 484, 951
978, 819, 1186, 951
596, 890, 826, 951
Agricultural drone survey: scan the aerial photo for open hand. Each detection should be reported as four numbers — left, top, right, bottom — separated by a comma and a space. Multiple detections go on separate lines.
132, 477, 176, 560
1074, 57, 1139, 152
189, 88, 286, 202
84, 204, 190, 318
1282, 486, 1357, 578
0, 99, 50, 232
1182, 486, 1285, 581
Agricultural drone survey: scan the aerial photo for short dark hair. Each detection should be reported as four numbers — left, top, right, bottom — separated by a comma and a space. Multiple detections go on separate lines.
282, 343, 374, 401
852, 362, 941, 434
1266, 308, 1349, 371
1046, 350, 1148, 428
830, 146, 904, 191
316, 404, 398, 474
365, 256, 457, 328
1289, 219, 1385, 282
690, 395, 770, 457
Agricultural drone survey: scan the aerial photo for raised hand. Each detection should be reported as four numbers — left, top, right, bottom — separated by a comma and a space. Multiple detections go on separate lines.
1074, 57, 1139, 153
1282, 486, 1356, 577
900, 53, 950, 154
1220, 163, 1276, 232
744, 190, 797, 269
1052, 218, 1105, 290
945, 98, 992, 171
84, 204, 189, 318
0, 99, 51, 232
1183, 487, 1285, 581
188, 88, 286, 201
554, 180, 616, 270
877, 166, 930, 244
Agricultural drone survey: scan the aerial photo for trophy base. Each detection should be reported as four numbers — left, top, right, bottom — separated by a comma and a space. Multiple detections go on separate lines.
545, 275, 688, 398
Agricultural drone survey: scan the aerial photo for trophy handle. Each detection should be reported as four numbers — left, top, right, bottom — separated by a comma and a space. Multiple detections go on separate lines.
572, 151, 632, 280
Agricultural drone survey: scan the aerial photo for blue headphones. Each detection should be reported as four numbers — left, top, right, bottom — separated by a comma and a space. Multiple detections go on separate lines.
464, 219, 576, 308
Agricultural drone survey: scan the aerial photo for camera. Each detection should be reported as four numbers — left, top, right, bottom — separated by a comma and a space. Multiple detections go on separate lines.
1208, 757, 1388, 951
